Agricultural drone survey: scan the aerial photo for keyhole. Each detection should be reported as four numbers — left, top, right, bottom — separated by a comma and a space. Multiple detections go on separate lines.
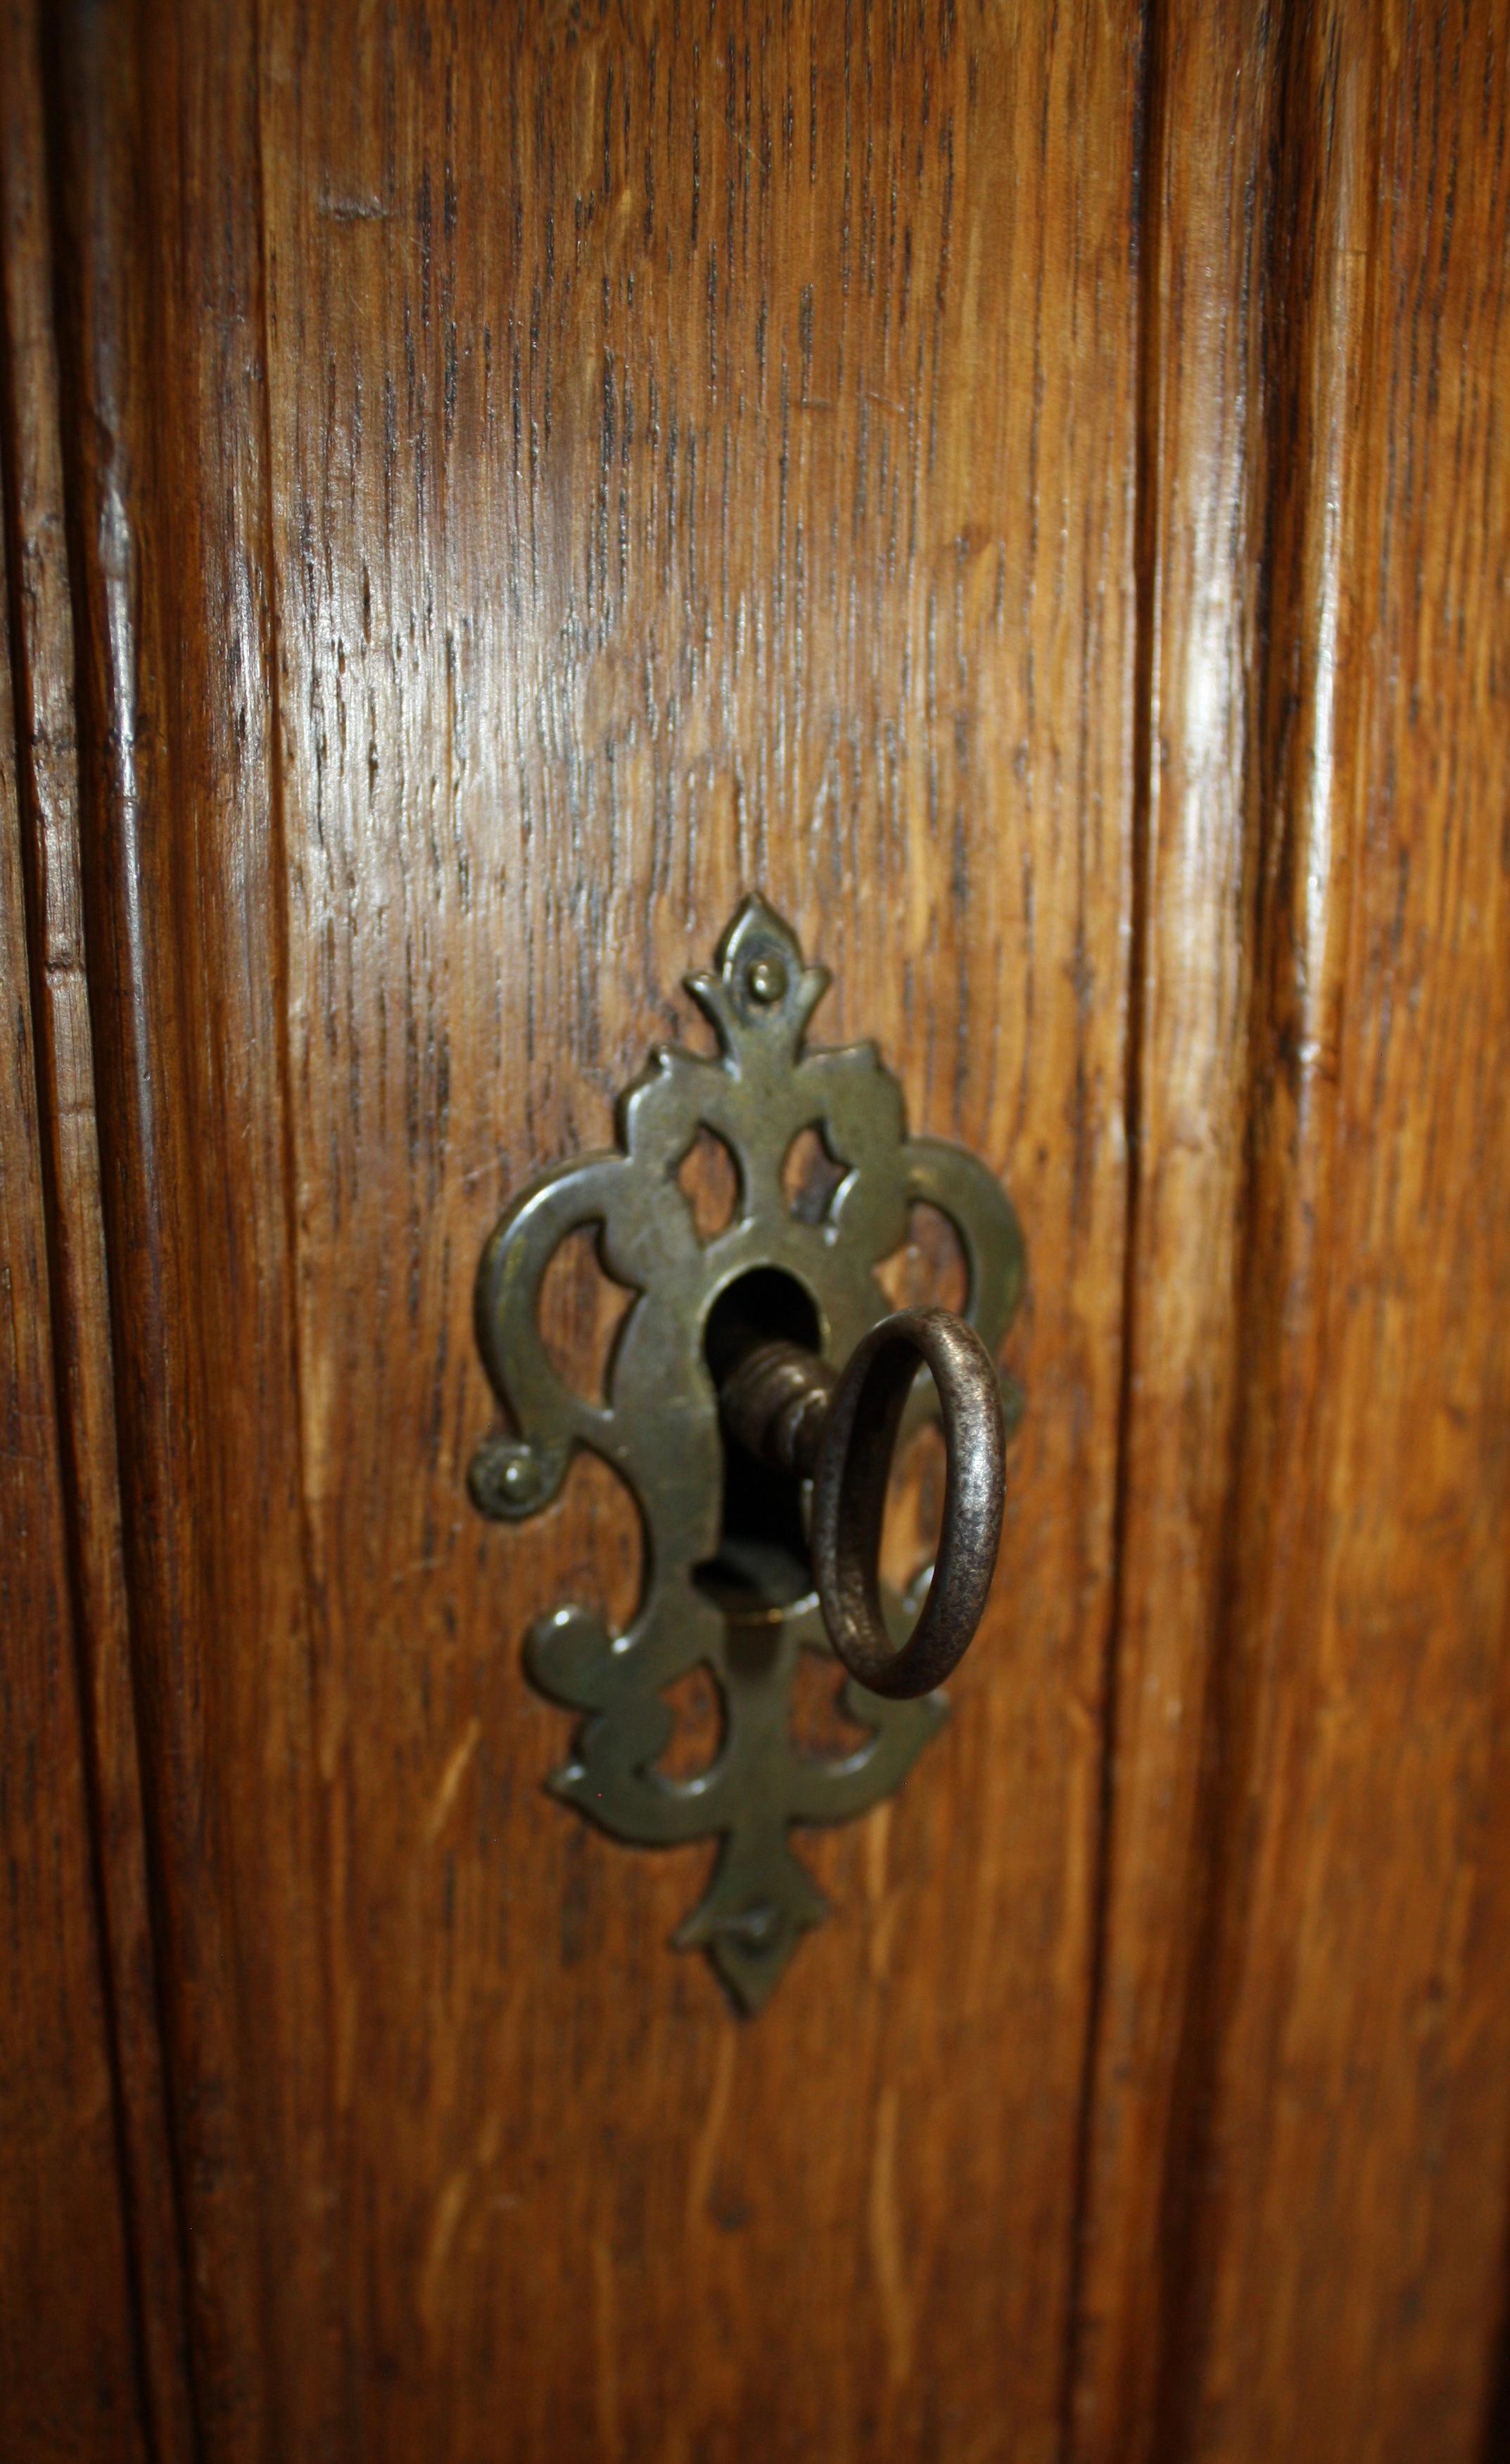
696, 1268, 823, 1614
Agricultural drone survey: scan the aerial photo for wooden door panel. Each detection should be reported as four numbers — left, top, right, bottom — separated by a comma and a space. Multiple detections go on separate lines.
1075, 6, 1510, 2460
1065, 0, 1272, 2448
1162, 9, 1510, 2452
1, 12, 193, 2448
39, 0, 338, 2445
259, 2, 1140, 2449
11, 1, 1510, 2458
0, 353, 146, 2464
40, 2, 1141, 2457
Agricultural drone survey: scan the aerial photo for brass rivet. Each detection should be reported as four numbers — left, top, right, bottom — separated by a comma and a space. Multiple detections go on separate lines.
747, 955, 787, 1005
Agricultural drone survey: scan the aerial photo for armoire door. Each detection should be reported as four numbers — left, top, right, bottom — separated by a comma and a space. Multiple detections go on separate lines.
4, 4, 1510, 2460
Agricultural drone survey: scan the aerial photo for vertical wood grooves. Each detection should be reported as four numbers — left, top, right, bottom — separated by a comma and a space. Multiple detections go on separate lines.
247, 4, 353, 2432
1068, 0, 1276, 2446
1060, 0, 1165, 2449
1167, 0, 1388, 2434
0, 434, 154, 2458
0, 4, 196, 2454
1144, 18, 1352, 2448
1078, 4, 1510, 2457
31, 11, 222, 2450
20, 4, 1510, 2456
38, 3, 340, 2449
0, 341, 150, 2464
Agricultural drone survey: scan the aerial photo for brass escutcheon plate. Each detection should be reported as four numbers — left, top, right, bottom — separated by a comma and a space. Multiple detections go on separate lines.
470, 897, 1025, 2010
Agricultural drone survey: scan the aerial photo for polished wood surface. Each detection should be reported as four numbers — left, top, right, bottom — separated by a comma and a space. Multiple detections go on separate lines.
6, 1, 1510, 2458
1161, 9, 1510, 2453
0, 346, 146, 2464
0, 8, 193, 2447
1076, 7, 1510, 2458
1067, 0, 1271, 2446
37, 3, 1139, 2457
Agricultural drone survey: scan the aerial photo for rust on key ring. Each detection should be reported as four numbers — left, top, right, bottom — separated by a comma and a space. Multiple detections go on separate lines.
719, 1305, 1007, 1698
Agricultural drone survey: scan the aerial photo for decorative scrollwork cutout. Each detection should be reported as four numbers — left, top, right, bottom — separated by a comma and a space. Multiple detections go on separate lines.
470, 897, 1024, 2011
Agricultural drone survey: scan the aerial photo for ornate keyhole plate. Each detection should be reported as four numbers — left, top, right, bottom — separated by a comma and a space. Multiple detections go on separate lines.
470, 898, 1025, 2010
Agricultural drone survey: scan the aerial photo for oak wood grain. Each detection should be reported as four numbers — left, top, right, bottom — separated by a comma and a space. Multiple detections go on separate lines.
1076, 6, 1510, 2458
1066, 1, 1272, 2450
0, 352, 147, 2464
21, 1, 1510, 2456
45, 0, 1142, 2455
1179, 8, 1510, 2449
42, 1, 342, 2446
0, 7, 193, 2451
264, 6, 1140, 2452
